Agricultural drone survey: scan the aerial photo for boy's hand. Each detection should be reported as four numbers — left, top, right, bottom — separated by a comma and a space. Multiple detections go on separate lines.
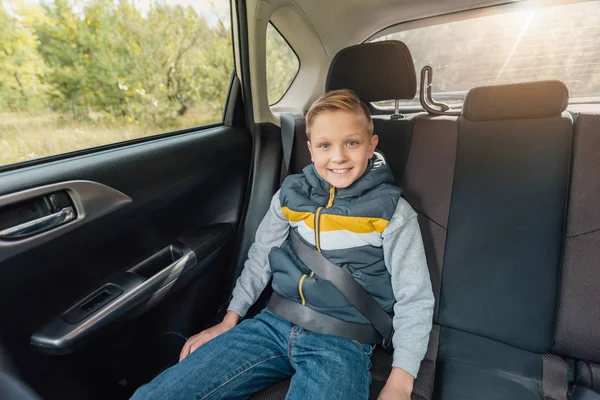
179, 311, 240, 361
377, 367, 414, 400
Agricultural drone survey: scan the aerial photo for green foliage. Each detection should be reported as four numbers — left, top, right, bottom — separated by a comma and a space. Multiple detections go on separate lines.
266, 23, 298, 105
0, 0, 236, 126
0, 1, 52, 111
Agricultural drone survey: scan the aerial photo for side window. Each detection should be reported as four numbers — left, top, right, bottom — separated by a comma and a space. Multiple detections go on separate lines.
0, 0, 233, 167
266, 23, 299, 105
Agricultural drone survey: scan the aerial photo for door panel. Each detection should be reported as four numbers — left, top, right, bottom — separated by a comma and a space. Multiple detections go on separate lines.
0, 124, 252, 399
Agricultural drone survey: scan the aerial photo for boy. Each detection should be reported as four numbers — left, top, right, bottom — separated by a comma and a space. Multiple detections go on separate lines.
131, 89, 434, 400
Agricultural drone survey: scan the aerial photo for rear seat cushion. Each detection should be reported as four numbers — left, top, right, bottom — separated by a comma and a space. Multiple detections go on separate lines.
435, 328, 543, 400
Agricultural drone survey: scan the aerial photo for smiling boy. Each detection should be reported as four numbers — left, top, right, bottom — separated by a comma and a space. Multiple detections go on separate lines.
132, 89, 434, 400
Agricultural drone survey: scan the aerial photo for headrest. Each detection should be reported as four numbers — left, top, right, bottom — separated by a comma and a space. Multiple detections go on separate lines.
326, 41, 416, 103
462, 80, 569, 121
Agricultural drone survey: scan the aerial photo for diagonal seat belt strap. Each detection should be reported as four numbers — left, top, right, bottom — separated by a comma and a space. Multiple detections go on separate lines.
280, 113, 295, 176
542, 354, 569, 400
289, 229, 394, 347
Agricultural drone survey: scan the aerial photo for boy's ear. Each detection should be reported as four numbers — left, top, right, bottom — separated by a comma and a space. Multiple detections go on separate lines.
307, 140, 314, 163
368, 135, 379, 158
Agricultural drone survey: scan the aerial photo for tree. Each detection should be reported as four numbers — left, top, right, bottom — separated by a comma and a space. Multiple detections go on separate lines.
0, 1, 51, 111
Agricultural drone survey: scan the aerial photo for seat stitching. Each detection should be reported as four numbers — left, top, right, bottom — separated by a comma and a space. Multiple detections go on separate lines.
566, 226, 600, 239
413, 208, 447, 231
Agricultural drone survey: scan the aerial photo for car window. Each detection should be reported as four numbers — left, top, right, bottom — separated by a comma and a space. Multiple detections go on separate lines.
0, 0, 233, 167
371, 0, 600, 109
266, 23, 299, 105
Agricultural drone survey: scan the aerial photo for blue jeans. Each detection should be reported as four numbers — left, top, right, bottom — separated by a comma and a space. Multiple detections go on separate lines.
131, 308, 373, 400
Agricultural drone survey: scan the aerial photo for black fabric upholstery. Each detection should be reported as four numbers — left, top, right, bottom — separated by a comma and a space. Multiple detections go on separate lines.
326, 41, 417, 102
401, 116, 458, 322
570, 386, 600, 400
434, 327, 543, 400
554, 113, 600, 362
439, 115, 572, 353
402, 116, 458, 229
290, 119, 309, 175
412, 324, 440, 400
400, 115, 457, 325
462, 80, 569, 121
577, 361, 600, 394
250, 378, 290, 400
373, 118, 415, 185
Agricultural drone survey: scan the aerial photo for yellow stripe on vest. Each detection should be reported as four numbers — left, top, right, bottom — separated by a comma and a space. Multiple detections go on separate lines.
281, 207, 316, 229
281, 207, 389, 234
319, 214, 389, 234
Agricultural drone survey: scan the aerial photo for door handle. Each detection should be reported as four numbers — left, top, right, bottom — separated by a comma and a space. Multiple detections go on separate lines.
0, 207, 76, 239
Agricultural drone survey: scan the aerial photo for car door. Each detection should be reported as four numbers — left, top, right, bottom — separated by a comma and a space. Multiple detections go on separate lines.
0, 1, 253, 399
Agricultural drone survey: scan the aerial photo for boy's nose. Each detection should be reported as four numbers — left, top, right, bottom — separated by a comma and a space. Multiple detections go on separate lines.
331, 146, 347, 162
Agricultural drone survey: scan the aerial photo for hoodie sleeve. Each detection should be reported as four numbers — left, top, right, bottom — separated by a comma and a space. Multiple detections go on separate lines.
382, 198, 435, 378
227, 190, 289, 318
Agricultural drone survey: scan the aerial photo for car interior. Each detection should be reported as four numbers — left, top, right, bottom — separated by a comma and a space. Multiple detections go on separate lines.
0, 0, 599, 399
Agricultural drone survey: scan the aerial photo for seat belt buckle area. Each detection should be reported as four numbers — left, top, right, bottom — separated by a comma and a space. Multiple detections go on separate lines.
382, 330, 394, 352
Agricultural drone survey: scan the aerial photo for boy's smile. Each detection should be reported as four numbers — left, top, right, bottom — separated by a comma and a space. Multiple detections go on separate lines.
307, 110, 378, 189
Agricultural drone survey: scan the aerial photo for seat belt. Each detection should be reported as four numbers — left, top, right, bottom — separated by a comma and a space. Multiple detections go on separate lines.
280, 113, 295, 176
269, 229, 394, 348
542, 354, 569, 400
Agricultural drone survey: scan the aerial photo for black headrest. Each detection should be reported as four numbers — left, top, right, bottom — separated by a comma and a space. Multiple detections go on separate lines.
326, 41, 416, 103
462, 80, 569, 121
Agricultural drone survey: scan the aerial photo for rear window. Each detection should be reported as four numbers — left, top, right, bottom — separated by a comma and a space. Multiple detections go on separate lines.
371, 0, 600, 108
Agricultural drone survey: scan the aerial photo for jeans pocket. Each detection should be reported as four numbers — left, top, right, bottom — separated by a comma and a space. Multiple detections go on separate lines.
351, 340, 374, 357
263, 307, 274, 315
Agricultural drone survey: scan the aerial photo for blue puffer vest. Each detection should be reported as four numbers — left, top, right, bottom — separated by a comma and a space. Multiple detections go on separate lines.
269, 152, 402, 324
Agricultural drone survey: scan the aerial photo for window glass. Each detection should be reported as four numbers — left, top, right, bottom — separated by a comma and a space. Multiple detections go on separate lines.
372, 1, 600, 109
266, 23, 299, 105
0, 0, 233, 167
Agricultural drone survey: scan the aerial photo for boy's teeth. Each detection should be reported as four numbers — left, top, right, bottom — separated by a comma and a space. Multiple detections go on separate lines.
332, 168, 349, 173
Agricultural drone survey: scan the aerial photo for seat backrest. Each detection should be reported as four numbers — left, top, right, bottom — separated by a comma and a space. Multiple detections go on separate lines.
401, 115, 458, 321
402, 81, 573, 400
553, 111, 600, 391
440, 80, 572, 353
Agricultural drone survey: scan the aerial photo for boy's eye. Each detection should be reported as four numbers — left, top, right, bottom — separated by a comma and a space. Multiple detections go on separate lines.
347, 140, 359, 147
318, 143, 330, 149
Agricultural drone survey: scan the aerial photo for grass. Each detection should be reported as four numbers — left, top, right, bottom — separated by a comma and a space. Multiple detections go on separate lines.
0, 110, 221, 167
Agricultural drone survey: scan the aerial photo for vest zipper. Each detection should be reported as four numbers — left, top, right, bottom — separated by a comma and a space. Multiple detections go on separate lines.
299, 186, 335, 306
316, 186, 335, 252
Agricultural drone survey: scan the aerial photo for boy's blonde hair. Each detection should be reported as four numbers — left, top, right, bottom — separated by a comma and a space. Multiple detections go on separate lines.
305, 89, 374, 139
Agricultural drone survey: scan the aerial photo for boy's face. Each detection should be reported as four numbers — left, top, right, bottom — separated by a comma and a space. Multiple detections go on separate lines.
307, 110, 378, 189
